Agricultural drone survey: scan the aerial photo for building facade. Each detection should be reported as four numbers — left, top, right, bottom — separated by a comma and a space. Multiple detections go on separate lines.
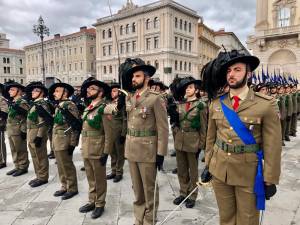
247, 0, 300, 78
198, 21, 220, 74
0, 33, 25, 84
215, 28, 249, 54
93, 0, 200, 85
24, 27, 96, 87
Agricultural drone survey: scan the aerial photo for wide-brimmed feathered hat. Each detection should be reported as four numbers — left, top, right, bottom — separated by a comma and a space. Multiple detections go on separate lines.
81, 79, 110, 99
48, 82, 74, 101
201, 50, 260, 100
120, 58, 156, 92
25, 81, 48, 96
149, 79, 169, 91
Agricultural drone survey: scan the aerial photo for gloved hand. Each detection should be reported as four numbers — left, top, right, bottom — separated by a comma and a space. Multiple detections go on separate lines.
156, 155, 164, 171
200, 166, 212, 183
265, 184, 277, 200
117, 93, 126, 111
20, 132, 27, 140
100, 153, 108, 166
196, 149, 201, 159
119, 136, 126, 144
34, 136, 43, 148
68, 145, 76, 156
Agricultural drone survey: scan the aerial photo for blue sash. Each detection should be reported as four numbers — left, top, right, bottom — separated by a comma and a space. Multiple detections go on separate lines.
220, 95, 265, 210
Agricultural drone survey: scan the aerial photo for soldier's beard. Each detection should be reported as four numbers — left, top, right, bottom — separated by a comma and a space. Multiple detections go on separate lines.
88, 92, 100, 100
132, 81, 145, 90
228, 74, 248, 89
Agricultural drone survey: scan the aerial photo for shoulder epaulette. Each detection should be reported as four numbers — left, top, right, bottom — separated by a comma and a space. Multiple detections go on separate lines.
254, 92, 273, 100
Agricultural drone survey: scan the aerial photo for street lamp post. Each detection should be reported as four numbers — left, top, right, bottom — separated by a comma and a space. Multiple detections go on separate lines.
33, 16, 50, 84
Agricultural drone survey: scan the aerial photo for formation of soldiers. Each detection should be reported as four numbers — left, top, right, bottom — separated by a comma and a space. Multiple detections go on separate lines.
0, 50, 299, 225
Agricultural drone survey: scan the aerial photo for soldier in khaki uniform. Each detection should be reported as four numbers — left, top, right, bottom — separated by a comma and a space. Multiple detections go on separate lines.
5, 82, 30, 176
172, 77, 207, 208
0, 83, 8, 169
201, 50, 281, 225
122, 59, 169, 225
284, 84, 293, 141
290, 83, 298, 136
78, 79, 112, 219
105, 83, 127, 183
277, 84, 287, 146
25, 82, 51, 187
49, 83, 80, 200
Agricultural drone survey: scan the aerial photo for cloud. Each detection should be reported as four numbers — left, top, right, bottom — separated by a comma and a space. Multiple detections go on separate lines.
0, 0, 256, 49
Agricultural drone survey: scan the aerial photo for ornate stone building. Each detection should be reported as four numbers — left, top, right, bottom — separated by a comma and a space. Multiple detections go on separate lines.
93, 0, 200, 85
247, 0, 300, 78
24, 27, 96, 87
0, 33, 25, 84
198, 21, 220, 73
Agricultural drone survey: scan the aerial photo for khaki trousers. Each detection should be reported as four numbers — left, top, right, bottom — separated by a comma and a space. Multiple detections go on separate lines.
8, 135, 29, 170
285, 118, 292, 137
281, 120, 286, 141
290, 113, 298, 135
129, 161, 158, 225
28, 136, 49, 181
84, 158, 107, 207
54, 150, 78, 192
0, 131, 6, 164
176, 150, 198, 200
212, 177, 259, 225
110, 138, 125, 175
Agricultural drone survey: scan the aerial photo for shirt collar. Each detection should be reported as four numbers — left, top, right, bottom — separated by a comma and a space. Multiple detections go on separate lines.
229, 86, 249, 101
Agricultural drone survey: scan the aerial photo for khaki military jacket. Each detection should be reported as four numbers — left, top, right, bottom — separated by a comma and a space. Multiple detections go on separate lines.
27, 98, 51, 142
286, 94, 293, 117
277, 94, 287, 120
7, 97, 29, 136
125, 89, 169, 163
52, 100, 79, 151
81, 99, 111, 159
292, 92, 298, 114
174, 99, 207, 152
0, 95, 8, 128
205, 89, 282, 186
103, 99, 127, 153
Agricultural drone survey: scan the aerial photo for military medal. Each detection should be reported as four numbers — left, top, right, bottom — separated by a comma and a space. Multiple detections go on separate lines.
141, 107, 147, 119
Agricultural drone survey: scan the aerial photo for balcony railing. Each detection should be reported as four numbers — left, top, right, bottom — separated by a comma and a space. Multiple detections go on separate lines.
264, 24, 300, 37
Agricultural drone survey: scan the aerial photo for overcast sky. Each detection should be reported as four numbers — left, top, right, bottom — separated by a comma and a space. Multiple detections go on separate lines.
0, 0, 256, 49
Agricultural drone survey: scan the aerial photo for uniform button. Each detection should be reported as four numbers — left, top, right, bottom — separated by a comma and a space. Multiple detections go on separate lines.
134, 108, 137, 110
229, 127, 233, 130
228, 139, 232, 143
250, 120, 253, 123
244, 117, 248, 121
228, 153, 231, 156
132, 116, 135, 119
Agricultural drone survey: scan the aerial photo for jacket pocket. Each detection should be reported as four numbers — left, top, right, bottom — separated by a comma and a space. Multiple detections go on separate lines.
88, 136, 104, 158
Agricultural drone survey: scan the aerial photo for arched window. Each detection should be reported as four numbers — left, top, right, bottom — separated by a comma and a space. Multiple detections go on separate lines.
126, 24, 130, 34
188, 22, 192, 32
175, 60, 178, 70
120, 25, 123, 35
180, 19, 183, 29
184, 61, 187, 71
184, 21, 187, 31
102, 30, 105, 39
108, 28, 112, 38
103, 66, 107, 74
132, 22, 136, 33
146, 19, 151, 30
154, 17, 159, 28
175, 17, 178, 28
109, 65, 112, 73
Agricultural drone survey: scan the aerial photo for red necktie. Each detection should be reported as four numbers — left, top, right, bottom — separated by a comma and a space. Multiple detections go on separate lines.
136, 93, 140, 100
232, 96, 240, 111
185, 102, 191, 112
